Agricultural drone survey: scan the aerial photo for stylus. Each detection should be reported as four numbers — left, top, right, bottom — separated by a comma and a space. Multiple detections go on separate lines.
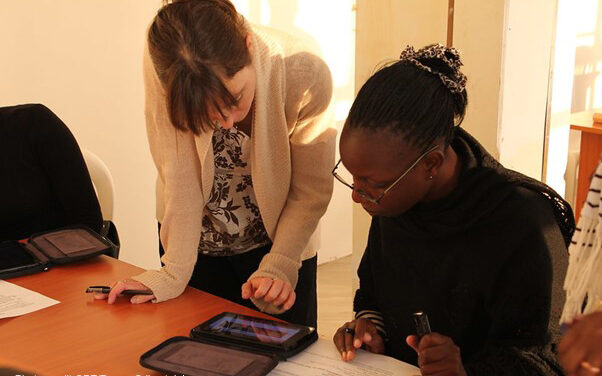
85, 285, 154, 295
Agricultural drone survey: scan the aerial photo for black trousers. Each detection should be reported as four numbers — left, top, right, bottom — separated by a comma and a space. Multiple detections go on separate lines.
158, 224, 317, 328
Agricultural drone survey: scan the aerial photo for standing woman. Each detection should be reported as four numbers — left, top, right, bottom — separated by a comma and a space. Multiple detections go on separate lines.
332, 44, 573, 375
97, 0, 335, 327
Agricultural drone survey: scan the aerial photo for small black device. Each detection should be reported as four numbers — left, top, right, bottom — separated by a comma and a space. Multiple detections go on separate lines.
190, 312, 316, 353
413, 311, 432, 338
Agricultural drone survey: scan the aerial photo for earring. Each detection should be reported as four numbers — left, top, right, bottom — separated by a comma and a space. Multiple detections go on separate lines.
429, 175, 433, 180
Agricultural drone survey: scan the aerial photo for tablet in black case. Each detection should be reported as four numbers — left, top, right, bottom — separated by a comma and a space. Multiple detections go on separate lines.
140, 312, 318, 376
0, 226, 115, 279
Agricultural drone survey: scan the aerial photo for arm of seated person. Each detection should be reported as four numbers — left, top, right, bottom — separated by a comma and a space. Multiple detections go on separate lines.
461, 222, 566, 376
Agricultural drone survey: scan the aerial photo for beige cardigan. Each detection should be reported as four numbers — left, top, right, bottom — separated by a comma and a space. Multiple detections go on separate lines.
133, 25, 336, 313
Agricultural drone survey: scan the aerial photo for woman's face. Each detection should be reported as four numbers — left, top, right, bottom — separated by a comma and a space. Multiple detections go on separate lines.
210, 63, 256, 129
339, 127, 435, 217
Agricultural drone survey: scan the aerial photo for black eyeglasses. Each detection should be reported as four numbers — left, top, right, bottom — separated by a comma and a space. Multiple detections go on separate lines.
332, 144, 440, 204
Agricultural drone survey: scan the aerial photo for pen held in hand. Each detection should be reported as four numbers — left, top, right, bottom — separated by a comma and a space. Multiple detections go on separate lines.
413, 311, 432, 338
85, 285, 153, 295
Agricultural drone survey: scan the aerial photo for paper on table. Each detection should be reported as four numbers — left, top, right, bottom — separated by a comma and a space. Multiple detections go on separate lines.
270, 337, 420, 376
0, 280, 59, 319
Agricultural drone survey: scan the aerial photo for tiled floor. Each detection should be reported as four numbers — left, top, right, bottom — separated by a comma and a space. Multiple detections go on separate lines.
316, 255, 354, 339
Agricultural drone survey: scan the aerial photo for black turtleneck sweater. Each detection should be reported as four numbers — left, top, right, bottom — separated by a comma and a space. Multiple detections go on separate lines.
354, 128, 572, 375
0, 104, 102, 241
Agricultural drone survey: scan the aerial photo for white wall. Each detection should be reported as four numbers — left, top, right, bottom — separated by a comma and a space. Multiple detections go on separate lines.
1, 0, 355, 269
454, 0, 506, 158
571, 0, 602, 113
231, 0, 356, 264
544, 0, 578, 196
498, 0, 557, 180
1, 0, 162, 269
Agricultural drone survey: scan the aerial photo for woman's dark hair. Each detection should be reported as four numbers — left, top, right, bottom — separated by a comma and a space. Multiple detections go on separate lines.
346, 44, 468, 151
148, 0, 251, 134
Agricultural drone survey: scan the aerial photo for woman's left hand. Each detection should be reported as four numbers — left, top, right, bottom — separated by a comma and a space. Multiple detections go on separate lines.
241, 277, 296, 311
407, 332, 467, 376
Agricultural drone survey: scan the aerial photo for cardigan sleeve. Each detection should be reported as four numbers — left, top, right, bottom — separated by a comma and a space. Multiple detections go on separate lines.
130, 45, 205, 302
463, 195, 567, 376
248, 51, 336, 313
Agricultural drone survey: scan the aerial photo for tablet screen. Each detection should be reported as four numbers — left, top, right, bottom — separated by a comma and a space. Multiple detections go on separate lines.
0, 242, 37, 270
208, 313, 301, 344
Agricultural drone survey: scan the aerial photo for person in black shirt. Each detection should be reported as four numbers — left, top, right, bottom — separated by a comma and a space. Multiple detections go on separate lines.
0, 104, 102, 241
332, 44, 573, 376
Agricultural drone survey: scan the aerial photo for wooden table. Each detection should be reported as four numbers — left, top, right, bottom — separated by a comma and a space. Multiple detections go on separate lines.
570, 109, 602, 220
0, 256, 274, 376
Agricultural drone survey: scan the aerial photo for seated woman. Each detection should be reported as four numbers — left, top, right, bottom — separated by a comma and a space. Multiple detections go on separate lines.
0, 104, 103, 241
332, 45, 573, 375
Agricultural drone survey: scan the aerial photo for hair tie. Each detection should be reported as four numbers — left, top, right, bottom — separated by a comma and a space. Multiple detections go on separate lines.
399, 44, 467, 94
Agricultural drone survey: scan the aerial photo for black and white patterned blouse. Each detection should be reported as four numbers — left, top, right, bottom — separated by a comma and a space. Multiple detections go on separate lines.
198, 127, 270, 256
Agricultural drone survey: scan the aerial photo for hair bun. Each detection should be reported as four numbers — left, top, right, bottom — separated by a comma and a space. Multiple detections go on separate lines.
399, 43, 467, 94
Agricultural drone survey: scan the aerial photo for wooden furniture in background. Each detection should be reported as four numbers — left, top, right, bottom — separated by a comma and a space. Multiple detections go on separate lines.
570, 109, 602, 221
0, 256, 274, 375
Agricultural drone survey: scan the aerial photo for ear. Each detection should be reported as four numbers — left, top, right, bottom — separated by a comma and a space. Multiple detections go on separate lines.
245, 34, 253, 56
422, 151, 444, 179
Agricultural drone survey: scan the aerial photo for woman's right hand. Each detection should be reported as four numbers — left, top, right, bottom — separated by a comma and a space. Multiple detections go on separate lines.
93, 278, 155, 304
333, 318, 385, 361
558, 312, 602, 376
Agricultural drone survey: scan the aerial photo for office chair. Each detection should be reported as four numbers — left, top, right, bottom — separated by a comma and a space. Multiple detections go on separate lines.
82, 149, 120, 258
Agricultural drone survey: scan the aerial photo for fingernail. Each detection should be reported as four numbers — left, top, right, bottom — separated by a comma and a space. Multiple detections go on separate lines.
354, 338, 361, 348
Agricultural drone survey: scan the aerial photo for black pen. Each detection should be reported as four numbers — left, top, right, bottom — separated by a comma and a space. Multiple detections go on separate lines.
85, 285, 154, 295
413, 311, 432, 338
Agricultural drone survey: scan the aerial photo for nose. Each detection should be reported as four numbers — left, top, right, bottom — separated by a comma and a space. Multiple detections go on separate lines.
220, 115, 235, 129
351, 187, 366, 204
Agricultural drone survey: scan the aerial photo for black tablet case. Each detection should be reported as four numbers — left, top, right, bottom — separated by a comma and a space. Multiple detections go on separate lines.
0, 226, 114, 279
140, 314, 318, 376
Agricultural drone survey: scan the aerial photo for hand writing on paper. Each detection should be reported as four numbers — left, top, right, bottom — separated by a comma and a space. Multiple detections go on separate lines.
333, 318, 385, 361
241, 277, 295, 311
93, 278, 155, 304
558, 312, 602, 376
407, 332, 466, 376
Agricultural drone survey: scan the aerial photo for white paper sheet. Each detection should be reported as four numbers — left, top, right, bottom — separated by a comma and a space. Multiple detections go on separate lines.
270, 337, 420, 376
0, 280, 59, 319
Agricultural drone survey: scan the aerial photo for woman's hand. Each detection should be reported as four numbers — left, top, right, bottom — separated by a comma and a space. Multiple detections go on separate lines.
407, 332, 466, 376
241, 277, 296, 311
333, 318, 385, 361
558, 312, 602, 376
93, 278, 155, 304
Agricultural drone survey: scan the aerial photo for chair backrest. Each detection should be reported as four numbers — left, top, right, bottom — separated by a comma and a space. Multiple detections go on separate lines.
82, 149, 120, 258
82, 149, 114, 221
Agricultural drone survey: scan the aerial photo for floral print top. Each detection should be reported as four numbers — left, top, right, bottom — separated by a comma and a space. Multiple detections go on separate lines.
198, 127, 270, 256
